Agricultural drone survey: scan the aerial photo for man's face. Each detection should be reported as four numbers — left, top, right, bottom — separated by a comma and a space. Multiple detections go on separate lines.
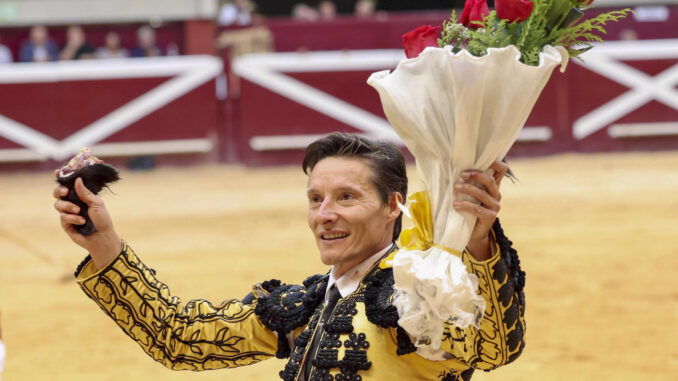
30, 26, 47, 45
307, 157, 399, 277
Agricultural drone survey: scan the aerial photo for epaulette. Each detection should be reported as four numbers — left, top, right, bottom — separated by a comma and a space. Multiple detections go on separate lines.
253, 274, 328, 358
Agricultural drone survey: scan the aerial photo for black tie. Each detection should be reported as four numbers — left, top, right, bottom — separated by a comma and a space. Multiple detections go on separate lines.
302, 285, 341, 380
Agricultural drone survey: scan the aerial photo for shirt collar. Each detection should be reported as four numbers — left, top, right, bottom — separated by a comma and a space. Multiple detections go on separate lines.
326, 243, 394, 300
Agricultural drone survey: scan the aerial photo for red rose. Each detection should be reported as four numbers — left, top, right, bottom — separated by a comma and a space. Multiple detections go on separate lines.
496, 0, 534, 23
402, 25, 441, 59
461, 0, 490, 28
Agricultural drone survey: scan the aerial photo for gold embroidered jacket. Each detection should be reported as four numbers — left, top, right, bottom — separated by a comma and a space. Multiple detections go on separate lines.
75, 220, 525, 381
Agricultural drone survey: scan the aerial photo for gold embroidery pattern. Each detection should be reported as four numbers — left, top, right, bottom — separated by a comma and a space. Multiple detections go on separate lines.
78, 243, 276, 370
442, 251, 526, 370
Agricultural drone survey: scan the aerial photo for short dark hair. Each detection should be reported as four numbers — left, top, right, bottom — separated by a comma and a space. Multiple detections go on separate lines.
302, 132, 407, 241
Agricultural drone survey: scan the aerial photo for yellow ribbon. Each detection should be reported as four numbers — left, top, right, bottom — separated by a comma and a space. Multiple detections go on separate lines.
380, 190, 462, 269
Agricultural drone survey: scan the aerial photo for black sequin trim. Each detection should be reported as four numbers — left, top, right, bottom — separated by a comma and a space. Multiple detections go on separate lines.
329, 332, 371, 381
326, 299, 357, 334
364, 267, 416, 356
241, 292, 256, 305
308, 307, 372, 380
319, 332, 343, 350
261, 279, 282, 292
460, 368, 475, 381
74, 254, 92, 277
253, 274, 327, 377
254, 275, 328, 334
492, 218, 527, 364
364, 267, 398, 328
395, 326, 417, 355
294, 328, 313, 348
310, 368, 335, 381
492, 219, 526, 306
279, 313, 321, 381
304, 274, 325, 287
312, 347, 339, 368
276, 330, 291, 359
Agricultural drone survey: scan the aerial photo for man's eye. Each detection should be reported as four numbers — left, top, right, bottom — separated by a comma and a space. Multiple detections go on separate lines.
341, 193, 353, 200
310, 195, 321, 203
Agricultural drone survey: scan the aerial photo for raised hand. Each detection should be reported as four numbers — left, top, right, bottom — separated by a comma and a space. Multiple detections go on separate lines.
453, 161, 509, 261
53, 177, 121, 270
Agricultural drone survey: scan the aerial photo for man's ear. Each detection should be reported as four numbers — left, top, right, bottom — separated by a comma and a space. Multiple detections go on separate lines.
387, 192, 403, 219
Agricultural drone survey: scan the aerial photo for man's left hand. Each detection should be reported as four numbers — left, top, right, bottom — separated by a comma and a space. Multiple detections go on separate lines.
453, 161, 509, 261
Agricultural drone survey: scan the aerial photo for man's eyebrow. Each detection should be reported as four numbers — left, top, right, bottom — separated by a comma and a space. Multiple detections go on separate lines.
337, 184, 362, 193
306, 184, 364, 196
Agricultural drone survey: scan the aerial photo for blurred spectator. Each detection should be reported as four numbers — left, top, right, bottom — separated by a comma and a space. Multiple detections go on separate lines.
328, 0, 355, 13
218, 0, 255, 26
256, 0, 465, 15
377, 0, 465, 11
19, 25, 59, 62
131, 26, 162, 57
619, 28, 639, 41
59, 25, 96, 60
0, 36, 12, 64
292, 3, 319, 21
354, 0, 375, 18
165, 42, 179, 56
319, 1, 337, 20
96, 31, 129, 59
257, 0, 307, 16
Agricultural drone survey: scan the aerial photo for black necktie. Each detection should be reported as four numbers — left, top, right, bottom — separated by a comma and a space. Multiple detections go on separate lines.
302, 285, 341, 380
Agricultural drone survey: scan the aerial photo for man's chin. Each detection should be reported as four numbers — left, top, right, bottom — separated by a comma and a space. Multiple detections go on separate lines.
318, 252, 336, 266
318, 249, 345, 267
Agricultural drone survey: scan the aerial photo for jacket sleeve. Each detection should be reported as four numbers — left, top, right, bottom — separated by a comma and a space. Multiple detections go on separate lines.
75, 241, 279, 371
438, 219, 526, 370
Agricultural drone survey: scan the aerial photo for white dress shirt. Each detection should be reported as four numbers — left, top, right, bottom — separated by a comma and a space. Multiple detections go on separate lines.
325, 243, 394, 301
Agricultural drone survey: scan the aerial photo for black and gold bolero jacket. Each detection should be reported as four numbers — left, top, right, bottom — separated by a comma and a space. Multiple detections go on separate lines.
75, 220, 525, 380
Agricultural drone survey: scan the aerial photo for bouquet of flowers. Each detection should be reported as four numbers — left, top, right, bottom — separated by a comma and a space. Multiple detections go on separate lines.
367, 0, 630, 351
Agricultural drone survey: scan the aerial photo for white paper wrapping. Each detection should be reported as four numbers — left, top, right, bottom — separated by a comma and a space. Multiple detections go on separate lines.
367, 44, 567, 350
390, 246, 486, 350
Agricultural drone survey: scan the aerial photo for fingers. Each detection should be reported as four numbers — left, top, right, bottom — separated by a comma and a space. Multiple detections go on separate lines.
454, 181, 500, 212
60, 212, 85, 229
454, 160, 508, 217
453, 199, 498, 220
489, 161, 509, 187
456, 161, 509, 260
55, 198, 84, 231
74, 177, 101, 206
53, 185, 69, 199
458, 169, 501, 203
53, 199, 80, 214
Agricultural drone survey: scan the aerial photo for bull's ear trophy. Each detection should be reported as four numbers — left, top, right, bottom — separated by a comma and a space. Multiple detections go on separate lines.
56, 148, 120, 235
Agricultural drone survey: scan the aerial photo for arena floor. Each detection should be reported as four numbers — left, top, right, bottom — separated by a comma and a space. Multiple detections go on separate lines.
1, 151, 676, 380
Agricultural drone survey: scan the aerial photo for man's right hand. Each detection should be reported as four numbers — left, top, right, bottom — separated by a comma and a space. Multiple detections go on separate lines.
53, 177, 121, 270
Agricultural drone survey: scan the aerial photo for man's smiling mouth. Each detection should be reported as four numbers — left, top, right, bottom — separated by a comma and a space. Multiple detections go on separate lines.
321, 233, 350, 240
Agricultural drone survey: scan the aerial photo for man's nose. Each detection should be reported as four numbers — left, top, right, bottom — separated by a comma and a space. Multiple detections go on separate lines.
316, 199, 338, 223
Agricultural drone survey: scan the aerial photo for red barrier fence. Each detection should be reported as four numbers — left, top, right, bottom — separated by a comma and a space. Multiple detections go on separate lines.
229, 39, 678, 166
223, 7, 678, 165
0, 8, 676, 169
0, 56, 222, 169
